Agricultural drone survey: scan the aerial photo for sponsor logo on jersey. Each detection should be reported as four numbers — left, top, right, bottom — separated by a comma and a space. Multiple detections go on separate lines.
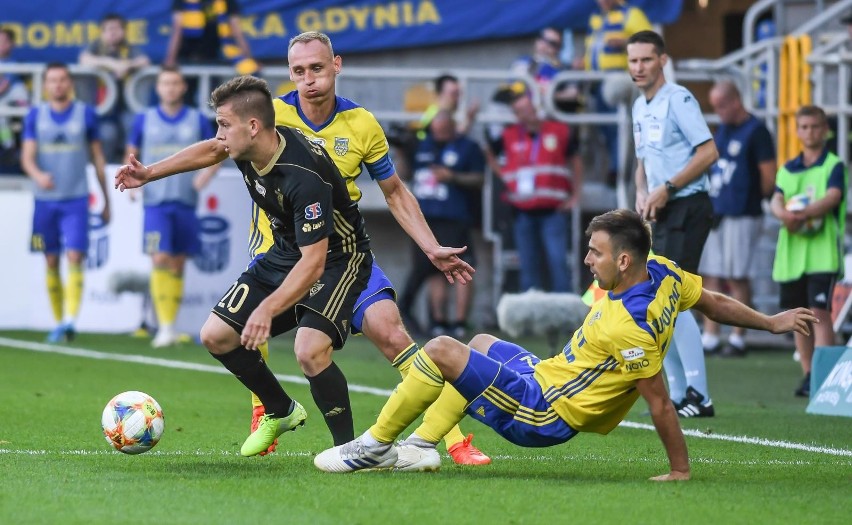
305, 202, 323, 219
334, 136, 349, 156
620, 348, 646, 361
309, 282, 325, 297
476, 406, 486, 417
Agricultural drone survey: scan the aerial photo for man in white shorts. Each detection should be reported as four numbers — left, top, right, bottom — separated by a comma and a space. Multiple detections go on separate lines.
700, 81, 777, 357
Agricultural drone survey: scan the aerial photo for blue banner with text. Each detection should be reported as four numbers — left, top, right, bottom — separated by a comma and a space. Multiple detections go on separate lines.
2, 0, 682, 64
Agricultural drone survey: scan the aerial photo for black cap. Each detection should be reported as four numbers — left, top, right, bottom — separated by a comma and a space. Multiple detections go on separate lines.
493, 80, 531, 104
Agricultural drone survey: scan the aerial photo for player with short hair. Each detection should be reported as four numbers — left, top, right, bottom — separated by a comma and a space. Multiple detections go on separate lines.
22, 62, 111, 343
113, 31, 489, 467
125, 66, 219, 348
116, 75, 374, 456
314, 209, 817, 478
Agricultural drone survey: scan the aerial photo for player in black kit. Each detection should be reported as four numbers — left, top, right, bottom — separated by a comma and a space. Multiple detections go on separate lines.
115, 75, 372, 456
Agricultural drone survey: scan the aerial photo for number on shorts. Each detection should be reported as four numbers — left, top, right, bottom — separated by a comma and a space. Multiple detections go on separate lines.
218, 281, 249, 313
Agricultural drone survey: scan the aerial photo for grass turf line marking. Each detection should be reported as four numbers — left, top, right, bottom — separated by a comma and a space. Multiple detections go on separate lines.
1, 448, 848, 467
3, 336, 851, 458
0, 336, 393, 397
618, 421, 852, 457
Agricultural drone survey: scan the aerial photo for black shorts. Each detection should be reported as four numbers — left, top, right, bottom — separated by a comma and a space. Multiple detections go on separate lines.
779, 273, 837, 311
211, 250, 373, 349
651, 192, 714, 274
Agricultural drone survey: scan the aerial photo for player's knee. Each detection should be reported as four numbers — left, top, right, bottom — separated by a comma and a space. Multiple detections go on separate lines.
467, 333, 499, 354
199, 319, 233, 355
423, 335, 457, 363
294, 344, 332, 376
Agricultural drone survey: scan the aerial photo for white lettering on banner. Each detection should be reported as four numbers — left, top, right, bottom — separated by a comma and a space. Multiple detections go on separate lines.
0, 166, 250, 334
823, 361, 852, 391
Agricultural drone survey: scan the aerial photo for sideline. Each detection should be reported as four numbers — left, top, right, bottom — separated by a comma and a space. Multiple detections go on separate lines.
2, 336, 851, 458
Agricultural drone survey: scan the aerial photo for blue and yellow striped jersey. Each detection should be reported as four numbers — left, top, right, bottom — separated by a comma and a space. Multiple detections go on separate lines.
533, 255, 703, 434
248, 91, 397, 259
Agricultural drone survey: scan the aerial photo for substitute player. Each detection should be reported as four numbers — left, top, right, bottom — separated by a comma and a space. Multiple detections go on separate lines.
22, 62, 111, 343
125, 66, 219, 348
117, 75, 373, 456
314, 209, 817, 478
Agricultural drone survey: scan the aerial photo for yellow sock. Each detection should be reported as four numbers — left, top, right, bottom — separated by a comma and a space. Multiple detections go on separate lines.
150, 268, 171, 326
392, 343, 419, 377
369, 350, 445, 443
418, 385, 469, 446
250, 341, 270, 408
46, 268, 63, 322
161, 271, 181, 325
392, 342, 467, 447
63, 263, 83, 321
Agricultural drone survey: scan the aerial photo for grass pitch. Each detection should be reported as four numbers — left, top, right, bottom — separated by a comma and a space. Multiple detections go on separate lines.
1, 330, 850, 524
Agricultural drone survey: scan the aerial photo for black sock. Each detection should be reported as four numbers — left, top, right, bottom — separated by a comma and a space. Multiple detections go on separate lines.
211, 347, 292, 417
306, 362, 353, 446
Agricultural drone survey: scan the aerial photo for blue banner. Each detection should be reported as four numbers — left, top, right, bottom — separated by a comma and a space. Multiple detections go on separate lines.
3, 0, 682, 63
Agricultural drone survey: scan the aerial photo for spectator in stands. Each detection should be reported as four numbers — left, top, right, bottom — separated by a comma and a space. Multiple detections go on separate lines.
490, 81, 582, 293
418, 74, 479, 140
629, 31, 718, 418
770, 105, 846, 397
165, 0, 259, 76
398, 110, 485, 338
0, 27, 28, 173
79, 13, 150, 163
511, 27, 579, 113
699, 81, 777, 357
21, 63, 110, 343
578, 0, 652, 185
125, 66, 218, 348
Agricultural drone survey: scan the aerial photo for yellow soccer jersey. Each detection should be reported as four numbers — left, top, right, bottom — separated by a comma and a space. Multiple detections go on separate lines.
248, 91, 397, 259
533, 255, 703, 434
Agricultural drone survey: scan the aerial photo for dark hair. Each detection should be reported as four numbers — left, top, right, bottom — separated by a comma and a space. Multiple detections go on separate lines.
101, 13, 126, 27
627, 30, 666, 55
0, 27, 15, 43
585, 209, 652, 260
210, 75, 275, 129
43, 62, 70, 79
795, 105, 828, 126
434, 74, 458, 94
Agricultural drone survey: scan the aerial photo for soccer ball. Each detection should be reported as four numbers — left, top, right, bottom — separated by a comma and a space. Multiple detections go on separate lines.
785, 193, 823, 235
101, 391, 165, 455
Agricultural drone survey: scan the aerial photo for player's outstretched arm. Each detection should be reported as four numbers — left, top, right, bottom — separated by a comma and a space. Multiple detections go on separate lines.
377, 174, 475, 284
114, 138, 227, 191
635, 372, 690, 482
693, 288, 817, 336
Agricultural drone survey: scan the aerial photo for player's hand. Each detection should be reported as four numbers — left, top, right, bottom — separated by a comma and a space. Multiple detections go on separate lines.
649, 470, 690, 481
427, 246, 475, 285
642, 186, 669, 221
36, 171, 54, 190
431, 165, 453, 182
241, 304, 273, 350
100, 205, 111, 225
114, 154, 151, 191
770, 307, 818, 336
780, 210, 805, 233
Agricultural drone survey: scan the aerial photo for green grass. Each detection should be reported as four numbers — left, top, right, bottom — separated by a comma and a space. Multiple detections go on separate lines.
1, 330, 850, 524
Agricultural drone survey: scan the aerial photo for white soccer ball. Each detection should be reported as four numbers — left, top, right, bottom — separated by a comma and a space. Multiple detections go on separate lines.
785, 193, 823, 235
101, 391, 165, 455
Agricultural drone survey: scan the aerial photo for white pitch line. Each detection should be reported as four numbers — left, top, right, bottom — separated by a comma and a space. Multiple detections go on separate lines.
0, 336, 393, 397
2, 336, 850, 458
1, 448, 847, 467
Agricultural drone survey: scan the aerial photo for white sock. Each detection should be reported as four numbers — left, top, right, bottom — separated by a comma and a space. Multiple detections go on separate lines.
728, 333, 745, 349
701, 332, 720, 351
363, 430, 390, 447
